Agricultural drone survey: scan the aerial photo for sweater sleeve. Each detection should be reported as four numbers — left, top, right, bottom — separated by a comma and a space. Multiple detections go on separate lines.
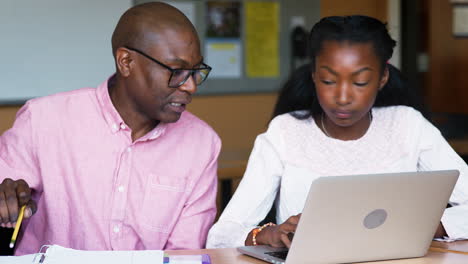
206, 122, 284, 248
415, 112, 468, 239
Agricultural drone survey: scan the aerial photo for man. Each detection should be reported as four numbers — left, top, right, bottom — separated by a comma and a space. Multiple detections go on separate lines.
0, 2, 220, 254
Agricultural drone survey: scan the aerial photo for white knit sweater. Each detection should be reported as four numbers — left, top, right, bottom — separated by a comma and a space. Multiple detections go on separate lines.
207, 106, 468, 248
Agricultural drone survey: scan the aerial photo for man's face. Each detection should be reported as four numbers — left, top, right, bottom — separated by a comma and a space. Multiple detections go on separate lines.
127, 28, 203, 123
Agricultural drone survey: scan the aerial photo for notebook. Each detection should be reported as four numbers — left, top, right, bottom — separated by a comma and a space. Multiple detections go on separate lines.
238, 170, 460, 264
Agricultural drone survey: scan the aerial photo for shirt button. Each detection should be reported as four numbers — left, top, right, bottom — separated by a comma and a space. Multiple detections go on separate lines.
112, 124, 118, 132
127, 147, 132, 153
118, 186, 124, 192
120, 124, 126, 130
113, 226, 120, 233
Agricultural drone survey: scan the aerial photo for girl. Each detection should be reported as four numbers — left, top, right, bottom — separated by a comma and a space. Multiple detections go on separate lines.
207, 15, 468, 248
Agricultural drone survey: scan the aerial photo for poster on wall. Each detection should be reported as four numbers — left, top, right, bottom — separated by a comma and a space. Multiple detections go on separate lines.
205, 39, 241, 78
205, 1, 242, 78
245, 1, 279, 78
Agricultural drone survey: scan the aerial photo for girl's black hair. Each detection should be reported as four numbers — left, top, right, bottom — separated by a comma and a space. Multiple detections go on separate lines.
272, 15, 428, 120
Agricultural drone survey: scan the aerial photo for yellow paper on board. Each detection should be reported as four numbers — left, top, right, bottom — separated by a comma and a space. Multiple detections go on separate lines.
245, 1, 279, 78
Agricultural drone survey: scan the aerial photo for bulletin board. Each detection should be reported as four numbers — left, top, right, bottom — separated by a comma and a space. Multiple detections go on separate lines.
136, 0, 321, 95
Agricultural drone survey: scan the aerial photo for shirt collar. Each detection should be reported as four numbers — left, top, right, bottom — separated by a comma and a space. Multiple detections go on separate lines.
96, 75, 168, 139
96, 75, 125, 134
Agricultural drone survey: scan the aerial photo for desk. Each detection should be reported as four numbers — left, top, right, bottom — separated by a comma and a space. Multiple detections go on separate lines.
167, 241, 468, 264
431, 240, 468, 254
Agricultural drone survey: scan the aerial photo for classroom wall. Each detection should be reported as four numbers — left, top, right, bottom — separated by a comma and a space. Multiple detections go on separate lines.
0, 0, 131, 103
0, 0, 391, 150
0, 0, 311, 151
188, 94, 278, 151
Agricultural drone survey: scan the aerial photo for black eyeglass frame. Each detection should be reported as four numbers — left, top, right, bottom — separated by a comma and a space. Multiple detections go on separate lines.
124, 46, 212, 88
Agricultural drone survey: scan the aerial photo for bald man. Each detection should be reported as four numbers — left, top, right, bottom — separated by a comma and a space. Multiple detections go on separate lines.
0, 2, 220, 254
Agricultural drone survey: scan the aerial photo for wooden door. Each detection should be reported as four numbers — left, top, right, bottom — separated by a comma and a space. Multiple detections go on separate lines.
427, 0, 468, 114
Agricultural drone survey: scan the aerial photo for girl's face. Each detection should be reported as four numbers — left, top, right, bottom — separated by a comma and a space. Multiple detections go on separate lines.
312, 40, 388, 138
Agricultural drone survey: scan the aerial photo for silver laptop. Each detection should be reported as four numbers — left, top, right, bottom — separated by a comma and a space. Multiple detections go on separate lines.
238, 170, 459, 264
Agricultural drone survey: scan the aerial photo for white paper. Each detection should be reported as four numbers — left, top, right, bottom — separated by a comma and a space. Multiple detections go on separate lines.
290, 16, 305, 29
433, 237, 467, 242
0, 254, 36, 264
205, 39, 242, 78
170, 255, 203, 264
453, 6, 468, 36
34, 245, 163, 264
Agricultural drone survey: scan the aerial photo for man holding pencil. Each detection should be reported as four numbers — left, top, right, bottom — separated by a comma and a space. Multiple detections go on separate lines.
0, 2, 220, 255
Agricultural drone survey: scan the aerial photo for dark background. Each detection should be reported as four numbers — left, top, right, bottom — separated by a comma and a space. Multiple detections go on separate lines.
0, 228, 15, 255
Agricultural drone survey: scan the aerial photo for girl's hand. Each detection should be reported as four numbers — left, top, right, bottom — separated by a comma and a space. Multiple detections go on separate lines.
246, 214, 301, 248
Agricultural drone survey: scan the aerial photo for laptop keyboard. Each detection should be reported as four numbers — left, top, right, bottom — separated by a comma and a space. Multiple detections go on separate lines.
266, 250, 289, 260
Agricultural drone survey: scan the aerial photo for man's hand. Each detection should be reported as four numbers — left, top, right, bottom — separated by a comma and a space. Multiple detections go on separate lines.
0, 178, 37, 228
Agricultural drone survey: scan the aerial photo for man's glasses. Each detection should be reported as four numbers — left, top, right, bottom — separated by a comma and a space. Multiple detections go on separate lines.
124, 46, 212, 88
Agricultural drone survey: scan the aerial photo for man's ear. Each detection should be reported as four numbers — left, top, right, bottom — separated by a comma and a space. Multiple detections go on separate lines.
115, 47, 133, 77
379, 66, 389, 90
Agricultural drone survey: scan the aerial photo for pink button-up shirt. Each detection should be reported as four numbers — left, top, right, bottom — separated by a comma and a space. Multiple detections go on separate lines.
0, 78, 221, 255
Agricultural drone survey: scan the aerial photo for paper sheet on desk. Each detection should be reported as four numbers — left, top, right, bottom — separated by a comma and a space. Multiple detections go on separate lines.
168, 254, 211, 264
32, 245, 164, 264
434, 237, 466, 242
0, 254, 35, 264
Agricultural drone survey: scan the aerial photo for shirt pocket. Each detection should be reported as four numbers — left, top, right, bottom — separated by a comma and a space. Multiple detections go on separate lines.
139, 173, 188, 233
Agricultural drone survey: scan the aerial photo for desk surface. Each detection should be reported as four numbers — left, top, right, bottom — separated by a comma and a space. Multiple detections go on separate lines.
431, 240, 468, 253
167, 241, 468, 264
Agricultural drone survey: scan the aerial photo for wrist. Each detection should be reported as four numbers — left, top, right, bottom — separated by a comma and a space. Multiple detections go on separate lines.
252, 222, 276, 246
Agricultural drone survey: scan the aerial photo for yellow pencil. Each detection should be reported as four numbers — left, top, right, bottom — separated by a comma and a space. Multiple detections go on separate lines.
9, 205, 26, 249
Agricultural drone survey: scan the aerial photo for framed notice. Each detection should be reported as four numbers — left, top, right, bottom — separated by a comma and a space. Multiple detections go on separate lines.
451, 0, 468, 37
